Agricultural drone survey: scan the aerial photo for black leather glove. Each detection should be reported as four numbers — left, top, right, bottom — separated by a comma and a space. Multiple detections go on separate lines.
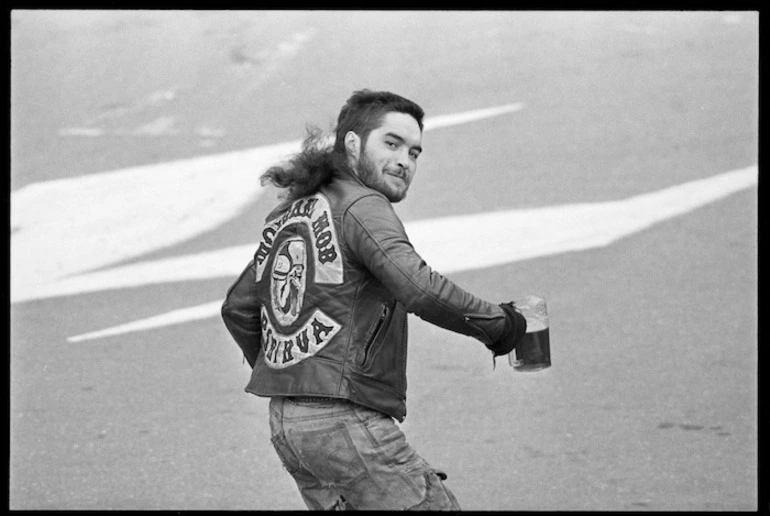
486, 302, 527, 356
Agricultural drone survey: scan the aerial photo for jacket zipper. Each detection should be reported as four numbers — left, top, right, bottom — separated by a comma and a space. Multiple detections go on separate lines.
464, 312, 505, 347
363, 304, 390, 366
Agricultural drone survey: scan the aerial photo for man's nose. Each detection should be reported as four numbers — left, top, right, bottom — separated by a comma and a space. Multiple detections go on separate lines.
396, 150, 410, 169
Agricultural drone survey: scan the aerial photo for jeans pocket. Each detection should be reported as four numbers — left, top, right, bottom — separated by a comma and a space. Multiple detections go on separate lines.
270, 432, 301, 476
292, 424, 369, 489
362, 413, 420, 468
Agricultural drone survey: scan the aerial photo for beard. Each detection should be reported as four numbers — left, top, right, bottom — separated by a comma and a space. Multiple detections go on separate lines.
356, 151, 410, 203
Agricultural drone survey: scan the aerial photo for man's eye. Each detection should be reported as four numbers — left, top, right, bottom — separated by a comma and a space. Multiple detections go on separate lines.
386, 141, 398, 149
410, 152, 420, 160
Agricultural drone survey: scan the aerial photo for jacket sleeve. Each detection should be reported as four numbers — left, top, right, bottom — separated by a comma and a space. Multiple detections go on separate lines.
221, 259, 262, 368
342, 194, 507, 347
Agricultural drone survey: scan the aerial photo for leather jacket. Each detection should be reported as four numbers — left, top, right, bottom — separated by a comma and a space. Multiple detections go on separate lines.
221, 168, 508, 421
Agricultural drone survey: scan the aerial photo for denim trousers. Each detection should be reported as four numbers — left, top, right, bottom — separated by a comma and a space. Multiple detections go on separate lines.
268, 396, 462, 510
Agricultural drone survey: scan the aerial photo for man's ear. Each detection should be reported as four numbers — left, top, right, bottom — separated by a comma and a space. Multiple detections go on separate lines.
344, 131, 361, 160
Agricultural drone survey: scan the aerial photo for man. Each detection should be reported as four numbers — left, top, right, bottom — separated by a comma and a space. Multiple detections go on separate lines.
221, 89, 526, 510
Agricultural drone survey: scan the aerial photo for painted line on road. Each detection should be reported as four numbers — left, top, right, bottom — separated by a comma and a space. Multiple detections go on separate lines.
65, 165, 757, 342
11, 140, 297, 297
422, 103, 524, 130
12, 101, 526, 304
67, 301, 224, 343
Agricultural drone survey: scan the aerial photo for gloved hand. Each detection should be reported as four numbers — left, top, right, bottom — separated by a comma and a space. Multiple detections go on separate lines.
485, 302, 527, 356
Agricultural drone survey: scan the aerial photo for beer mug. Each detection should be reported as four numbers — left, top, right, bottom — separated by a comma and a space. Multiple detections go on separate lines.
508, 295, 551, 372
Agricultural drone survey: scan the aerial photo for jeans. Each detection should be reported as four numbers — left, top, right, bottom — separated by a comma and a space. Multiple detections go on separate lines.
268, 396, 461, 511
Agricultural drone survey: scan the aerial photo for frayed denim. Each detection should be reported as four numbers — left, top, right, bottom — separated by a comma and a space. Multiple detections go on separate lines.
268, 396, 461, 511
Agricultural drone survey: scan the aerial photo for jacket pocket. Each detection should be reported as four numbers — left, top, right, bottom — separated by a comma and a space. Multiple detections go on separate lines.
361, 303, 391, 367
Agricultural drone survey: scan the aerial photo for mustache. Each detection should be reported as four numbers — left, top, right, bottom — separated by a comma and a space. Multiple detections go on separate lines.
385, 168, 409, 181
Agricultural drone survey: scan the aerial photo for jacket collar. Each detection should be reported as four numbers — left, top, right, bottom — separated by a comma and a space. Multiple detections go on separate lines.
335, 163, 366, 188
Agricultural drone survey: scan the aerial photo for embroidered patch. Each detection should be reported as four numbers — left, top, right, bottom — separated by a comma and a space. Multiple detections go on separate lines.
261, 306, 342, 369
255, 194, 343, 285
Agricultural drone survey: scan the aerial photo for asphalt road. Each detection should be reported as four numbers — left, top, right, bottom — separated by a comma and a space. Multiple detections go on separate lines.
10, 10, 758, 510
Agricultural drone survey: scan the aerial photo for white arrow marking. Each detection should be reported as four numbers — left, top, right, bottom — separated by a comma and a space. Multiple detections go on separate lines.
11, 102, 525, 304
66, 165, 756, 342
11, 140, 297, 299
409, 165, 757, 272
67, 301, 224, 343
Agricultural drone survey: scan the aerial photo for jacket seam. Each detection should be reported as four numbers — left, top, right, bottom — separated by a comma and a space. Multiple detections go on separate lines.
223, 259, 257, 305
222, 260, 261, 362
345, 201, 494, 342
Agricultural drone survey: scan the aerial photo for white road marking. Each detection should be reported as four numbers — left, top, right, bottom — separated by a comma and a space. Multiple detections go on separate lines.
60, 88, 180, 136
11, 139, 298, 301
65, 165, 757, 342
11, 102, 526, 304
409, 165, 757, 272
423, 103, 524, 130
67, 301, 224, 343
59, 127, 107, 137
130, 116, 179, 136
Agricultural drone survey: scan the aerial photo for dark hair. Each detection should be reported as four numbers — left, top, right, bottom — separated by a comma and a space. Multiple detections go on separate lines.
260, 125, 336, 201
261, 89, 424, 202
332, 89, 425, 155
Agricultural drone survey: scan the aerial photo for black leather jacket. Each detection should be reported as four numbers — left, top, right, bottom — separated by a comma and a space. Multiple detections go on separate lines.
222, 168, 507, 421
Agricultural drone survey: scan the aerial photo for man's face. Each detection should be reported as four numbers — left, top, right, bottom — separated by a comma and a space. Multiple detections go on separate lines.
353, 112, 423, 203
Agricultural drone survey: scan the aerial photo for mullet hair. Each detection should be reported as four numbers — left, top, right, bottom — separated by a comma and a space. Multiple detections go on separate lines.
260, 89, 425, 203
260, 126, 338, 203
